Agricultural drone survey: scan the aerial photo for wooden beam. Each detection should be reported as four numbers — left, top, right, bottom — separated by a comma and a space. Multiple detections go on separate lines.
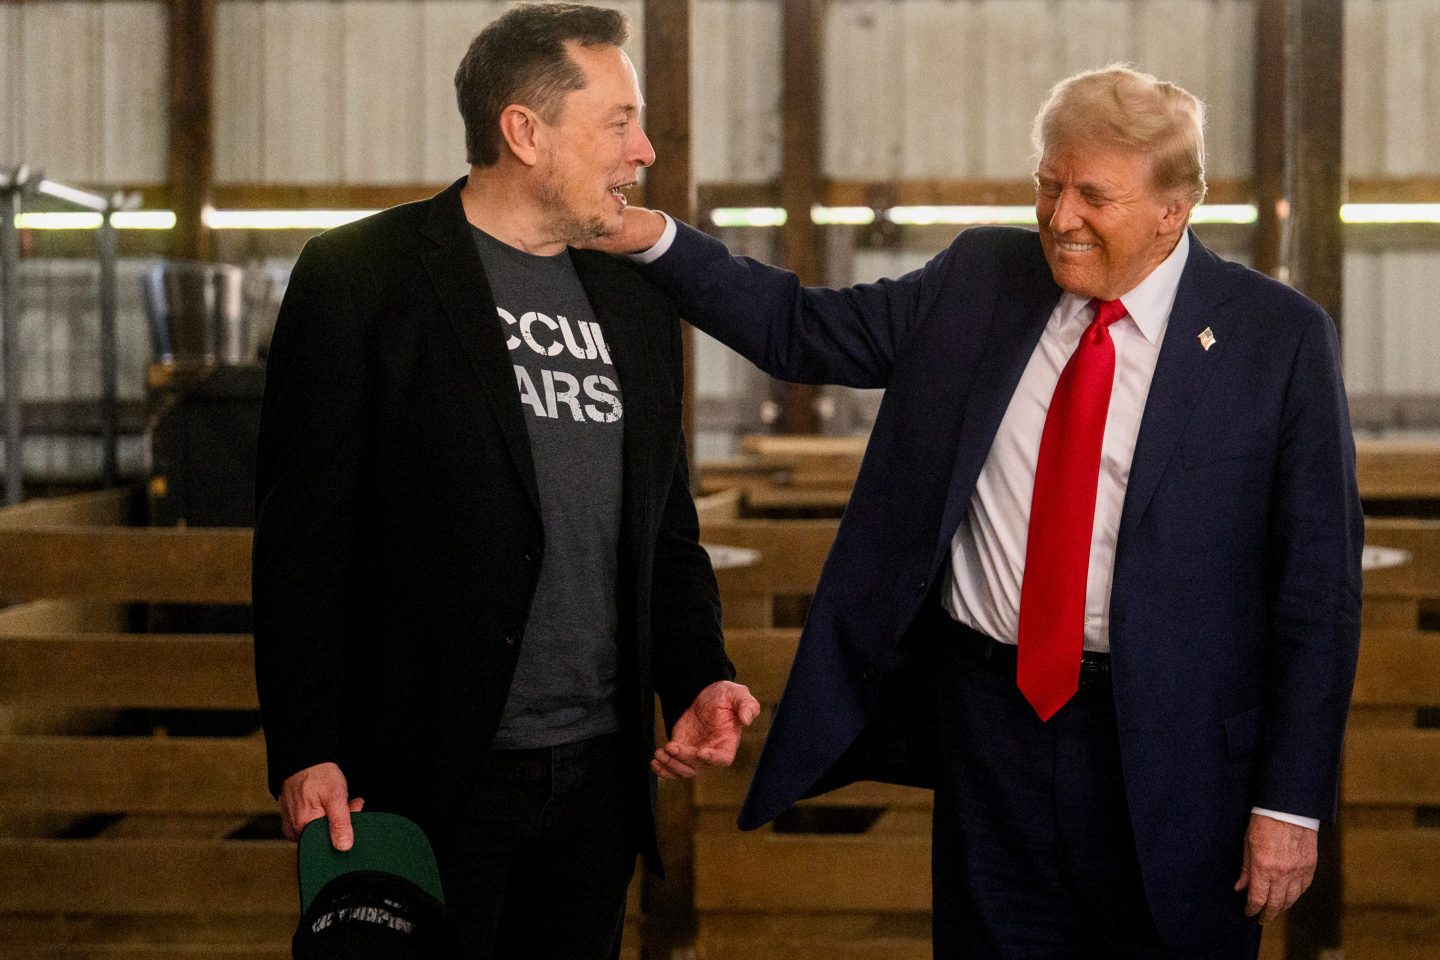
1343, 729, 1440, 806
168, 0, 215, 261
0, 528, 251, 603
0, 633, 256, 708
0, 489, 133, 528
0, 840, 294, 913
693, 832, 930, 912
776, 0, 822, 434
0, 737, 270, 813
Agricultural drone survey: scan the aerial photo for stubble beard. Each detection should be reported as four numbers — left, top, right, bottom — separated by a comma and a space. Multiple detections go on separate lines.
536, 175, 614, 246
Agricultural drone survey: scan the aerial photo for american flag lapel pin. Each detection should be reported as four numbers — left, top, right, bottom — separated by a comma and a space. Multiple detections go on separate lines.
1198, 327, 1216, 351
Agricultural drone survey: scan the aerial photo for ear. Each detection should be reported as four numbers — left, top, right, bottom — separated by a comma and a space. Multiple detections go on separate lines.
1158, 193, 1194, 240
498, 105, 543, 167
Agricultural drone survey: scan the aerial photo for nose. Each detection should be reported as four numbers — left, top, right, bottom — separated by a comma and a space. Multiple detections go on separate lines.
632, 123, 656, 169
1048, 189, 1081, 234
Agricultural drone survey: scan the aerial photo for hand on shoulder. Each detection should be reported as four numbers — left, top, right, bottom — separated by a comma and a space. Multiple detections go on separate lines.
575, 206, 668, 256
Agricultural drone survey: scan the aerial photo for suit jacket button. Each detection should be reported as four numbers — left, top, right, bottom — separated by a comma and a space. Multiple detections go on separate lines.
504, 633, 519, 646
917, 579, 927, 595
861, 667, 876, 681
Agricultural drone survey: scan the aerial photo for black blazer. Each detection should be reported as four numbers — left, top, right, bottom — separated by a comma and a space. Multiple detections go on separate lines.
252, 178, 731, 866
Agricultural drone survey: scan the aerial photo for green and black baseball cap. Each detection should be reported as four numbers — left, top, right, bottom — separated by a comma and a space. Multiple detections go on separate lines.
293, 812, 462, 959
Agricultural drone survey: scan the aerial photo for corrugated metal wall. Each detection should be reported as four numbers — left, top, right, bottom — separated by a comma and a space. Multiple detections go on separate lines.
0, 0, 1437, 466
4, 0, 1440, 184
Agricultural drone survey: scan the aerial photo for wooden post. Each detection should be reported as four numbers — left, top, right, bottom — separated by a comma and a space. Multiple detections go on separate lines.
643, 0, 698, 468
1251, 0, 1289, 280
777, 0, 822, 434
641, 5, 699, 951
169, 0, 215, 262
1289, 0, 1345, 328
1253, 6, 1346, 957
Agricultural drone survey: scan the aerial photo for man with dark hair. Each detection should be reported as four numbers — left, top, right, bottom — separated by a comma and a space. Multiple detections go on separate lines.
252, 5, 759, 958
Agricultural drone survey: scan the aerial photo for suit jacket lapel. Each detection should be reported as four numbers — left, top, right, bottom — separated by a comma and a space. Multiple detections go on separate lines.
1116, 231, 1237, 553
932, 241, 1062, 574
418, 178, 541, 513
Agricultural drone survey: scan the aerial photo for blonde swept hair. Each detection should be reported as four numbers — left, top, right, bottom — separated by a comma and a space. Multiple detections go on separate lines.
1031, 65, 1208, 205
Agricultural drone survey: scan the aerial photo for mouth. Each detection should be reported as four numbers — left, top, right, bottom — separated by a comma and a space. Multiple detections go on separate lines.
1055, 239, 1097, 254
608, 182, 634, 208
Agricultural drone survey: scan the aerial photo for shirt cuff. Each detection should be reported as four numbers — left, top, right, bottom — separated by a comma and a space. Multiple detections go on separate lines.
1251, 807, 1320, 831
627, 211, 677, 264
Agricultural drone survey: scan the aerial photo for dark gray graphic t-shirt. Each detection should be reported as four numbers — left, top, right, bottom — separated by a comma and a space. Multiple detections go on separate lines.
472, 226, 625, 749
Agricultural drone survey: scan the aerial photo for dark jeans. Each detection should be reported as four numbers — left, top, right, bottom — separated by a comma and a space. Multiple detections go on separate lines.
437, 731, 637, 960
927, 612, 1261, 960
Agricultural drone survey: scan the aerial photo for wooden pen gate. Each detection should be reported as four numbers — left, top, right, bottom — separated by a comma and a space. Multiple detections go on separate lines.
0, 490, 642, 959
1342, 517, 1440, 960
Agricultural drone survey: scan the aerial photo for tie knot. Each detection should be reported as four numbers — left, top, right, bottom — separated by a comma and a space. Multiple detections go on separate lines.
1089, 298, 1127, 328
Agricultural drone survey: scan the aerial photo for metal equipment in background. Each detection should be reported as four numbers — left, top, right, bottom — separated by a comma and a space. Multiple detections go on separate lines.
0, 166, 142, 504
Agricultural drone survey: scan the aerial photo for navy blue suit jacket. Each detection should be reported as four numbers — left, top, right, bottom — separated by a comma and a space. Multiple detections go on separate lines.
641, 221, 1362, 945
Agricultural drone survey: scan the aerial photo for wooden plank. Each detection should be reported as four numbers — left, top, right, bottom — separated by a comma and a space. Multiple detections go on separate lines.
723, 628, 799, 703
693, 832, 929, 912
0, 840, 295, 913
1356, 438, 1440, 499
1343, 729, 1440, 805
0, 633, 256, 708
0, 528, 251, 603
0, 737, 270, 813
4, 947, 288, 960
0, 600, 128, 634
0, 490, 133, 529
1344, 828, 1440, 909
699, 520, 837, 596
697, 911, 931, 960
695, 487, 742, 524
695, 773, 930, 814
1352, 631, 1440, 707
1363, 518, 1440, 601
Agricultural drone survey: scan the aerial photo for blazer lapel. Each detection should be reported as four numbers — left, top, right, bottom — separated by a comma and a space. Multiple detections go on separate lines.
1116, 232, 1236, 552
931, 243, 1062, 574
418, 179, 541, 513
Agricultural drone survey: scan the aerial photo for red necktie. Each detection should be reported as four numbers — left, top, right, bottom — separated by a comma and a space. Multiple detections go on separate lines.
1017, 297, 1128, 721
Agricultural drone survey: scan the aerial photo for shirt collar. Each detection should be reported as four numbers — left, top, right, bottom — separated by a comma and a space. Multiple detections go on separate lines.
1054, 230, 1190, 344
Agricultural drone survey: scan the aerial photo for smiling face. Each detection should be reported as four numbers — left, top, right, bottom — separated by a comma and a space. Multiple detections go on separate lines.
1034, 146, 1191, 301
533, 42, 655, 244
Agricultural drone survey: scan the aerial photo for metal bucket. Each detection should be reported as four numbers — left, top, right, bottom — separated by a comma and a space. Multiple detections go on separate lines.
140, 260, 248, 365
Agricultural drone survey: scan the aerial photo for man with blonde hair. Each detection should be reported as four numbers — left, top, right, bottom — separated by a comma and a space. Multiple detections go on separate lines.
591, 65, 1360, 959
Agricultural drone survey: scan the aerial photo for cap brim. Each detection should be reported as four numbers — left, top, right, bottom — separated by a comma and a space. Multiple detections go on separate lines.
297, 812, 445, 910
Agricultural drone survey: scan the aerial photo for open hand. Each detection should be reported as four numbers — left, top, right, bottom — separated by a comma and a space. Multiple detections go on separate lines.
652, 680, 762, 780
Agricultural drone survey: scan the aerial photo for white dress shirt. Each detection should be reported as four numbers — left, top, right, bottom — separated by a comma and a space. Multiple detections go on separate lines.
636, 221, 1314, 831
941, 232, 1187, 653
